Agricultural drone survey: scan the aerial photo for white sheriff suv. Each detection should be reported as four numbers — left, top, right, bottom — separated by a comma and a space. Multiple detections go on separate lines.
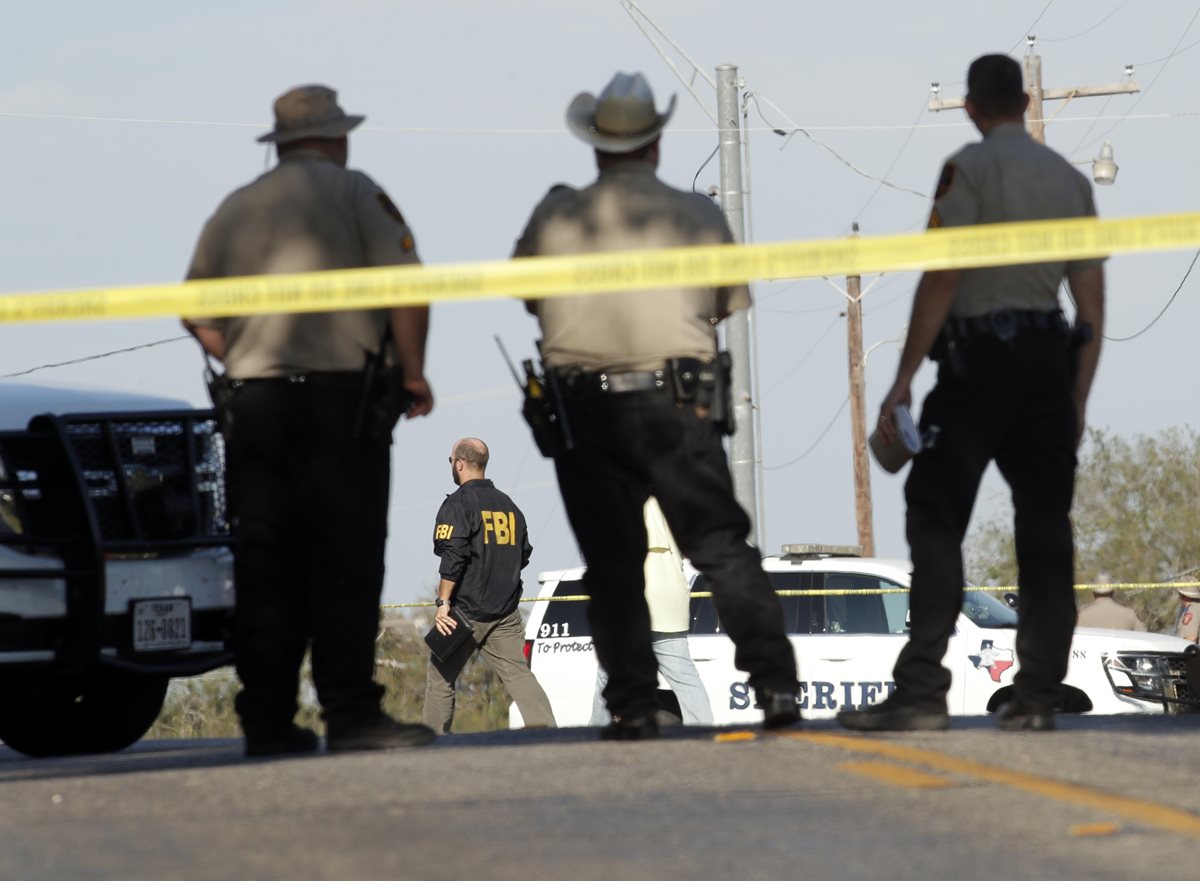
0, 382, 234, 757
512, 544, 1197, 727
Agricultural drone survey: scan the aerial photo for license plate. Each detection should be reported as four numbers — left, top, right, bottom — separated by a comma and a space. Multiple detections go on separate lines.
132, 598, 192, 652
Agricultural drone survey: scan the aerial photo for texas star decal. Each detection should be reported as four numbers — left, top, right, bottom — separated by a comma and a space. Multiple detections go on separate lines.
969, 639, 1015, 683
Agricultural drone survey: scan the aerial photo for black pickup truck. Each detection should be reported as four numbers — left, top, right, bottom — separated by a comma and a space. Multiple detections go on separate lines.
0, 383, 235, 757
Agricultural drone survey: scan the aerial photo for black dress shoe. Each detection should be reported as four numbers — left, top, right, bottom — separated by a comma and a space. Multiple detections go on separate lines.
995, 700, 1056, 731
326, 713, 436, 752
600, 712, 660, 741
244, 724, 320, 758
837, 698, 949, 732
757, 688, 803, 730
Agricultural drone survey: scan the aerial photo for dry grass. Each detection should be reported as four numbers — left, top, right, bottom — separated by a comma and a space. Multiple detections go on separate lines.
146, 612, 511, 739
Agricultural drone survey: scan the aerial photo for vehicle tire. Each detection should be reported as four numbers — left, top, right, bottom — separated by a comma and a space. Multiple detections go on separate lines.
0, 668, 169, 758
985, 684, 1093, 714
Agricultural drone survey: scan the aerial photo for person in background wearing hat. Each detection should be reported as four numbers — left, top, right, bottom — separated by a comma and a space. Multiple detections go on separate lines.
1176, 587, 1200, 643
1076, 576, 1144, 631
838, 54, 1106, 734
512, 72, 800, 740
183, 85, 435, 756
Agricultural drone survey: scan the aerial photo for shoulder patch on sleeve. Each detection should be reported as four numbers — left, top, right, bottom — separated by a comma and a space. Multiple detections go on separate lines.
376, 192, 407, 226
934, 162, 957, 201
1184, 612, 1193, 626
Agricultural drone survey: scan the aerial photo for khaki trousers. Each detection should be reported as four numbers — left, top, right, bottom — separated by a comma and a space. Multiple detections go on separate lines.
423, 607, 556, 733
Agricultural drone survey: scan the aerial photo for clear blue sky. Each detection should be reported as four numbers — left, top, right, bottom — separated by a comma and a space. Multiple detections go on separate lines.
2, 1, 1197, 604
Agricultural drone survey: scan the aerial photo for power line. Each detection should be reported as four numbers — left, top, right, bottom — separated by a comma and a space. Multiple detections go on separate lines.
762, 315, 841, 398
1105, 247, 1199, 342
2, 109, 1194, 136
621, 0, 718, 125
763, 395, 850, 471
1075, 5, 1200, 153
748, 94, 928, 200
0, 336, 191, 379
1007, 0, 1057, 53
1040, 1, 1126, 42
691, 144, 719, 194
853, 95, 930, 224
1132, 33, 1200, 66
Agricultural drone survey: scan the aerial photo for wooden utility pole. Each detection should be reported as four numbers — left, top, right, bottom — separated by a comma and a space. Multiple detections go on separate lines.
845, 227, 874, 555
928, 37, 1139, 146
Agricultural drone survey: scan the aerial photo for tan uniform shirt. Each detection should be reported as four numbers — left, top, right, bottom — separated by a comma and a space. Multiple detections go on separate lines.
930, 122, 1104, 318
1076, 596, 1145, 631
513, 162, 749, 371
642, 497, 690, 633
186, 149, 420, 378
1177, 600, 1200, 643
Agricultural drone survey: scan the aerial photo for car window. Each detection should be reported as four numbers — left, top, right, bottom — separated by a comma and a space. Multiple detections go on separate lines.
536, 578, 591, 638
689, 572, 813, 635
818, 573, 898, 635
689, 576, 722, 634
962, 589, 1018, 628
766, 571, 815, 635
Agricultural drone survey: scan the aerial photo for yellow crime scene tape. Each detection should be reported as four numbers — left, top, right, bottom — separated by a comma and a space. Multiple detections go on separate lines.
380, 581, 1200, 609
2, 211, 1200, 324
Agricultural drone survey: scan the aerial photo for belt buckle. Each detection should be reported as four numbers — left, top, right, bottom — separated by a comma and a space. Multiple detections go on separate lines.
988, 309, 1018, 343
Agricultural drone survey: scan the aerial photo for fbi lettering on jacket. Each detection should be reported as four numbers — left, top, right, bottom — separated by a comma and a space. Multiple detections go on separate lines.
481, 511, 517, 545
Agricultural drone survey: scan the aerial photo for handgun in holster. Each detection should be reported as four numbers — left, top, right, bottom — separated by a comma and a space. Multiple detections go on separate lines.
353, 330, 415, 441
522, 359, 573, 458
672, 351, 736, 436
203, 353, 241, 429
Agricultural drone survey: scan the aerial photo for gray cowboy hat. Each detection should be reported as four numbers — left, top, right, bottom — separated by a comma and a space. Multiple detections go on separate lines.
566, 72, 676, 153
257, 84, 364, 144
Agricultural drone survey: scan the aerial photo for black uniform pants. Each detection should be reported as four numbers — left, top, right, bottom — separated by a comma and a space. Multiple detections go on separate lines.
222, 378, 390, 736
896, 333, 1077, 712
552, 390, 797, 719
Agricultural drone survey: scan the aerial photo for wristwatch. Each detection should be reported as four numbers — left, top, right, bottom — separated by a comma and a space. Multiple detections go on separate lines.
434, 598, 447, 608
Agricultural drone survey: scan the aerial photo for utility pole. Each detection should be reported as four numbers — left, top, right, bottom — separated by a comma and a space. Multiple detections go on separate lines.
928, 37, 1139, 146
716, 63, 760, 546
844, 225, 874, 556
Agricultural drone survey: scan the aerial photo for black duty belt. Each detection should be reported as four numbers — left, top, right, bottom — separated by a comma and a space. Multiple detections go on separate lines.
948, 308, 1068, 342
558, 367, 670, 396
235, 371, 363, 388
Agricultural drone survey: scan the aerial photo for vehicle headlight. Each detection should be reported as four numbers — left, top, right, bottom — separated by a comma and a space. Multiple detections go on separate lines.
0, 457, 22, 536
1103, 653, 1171, 701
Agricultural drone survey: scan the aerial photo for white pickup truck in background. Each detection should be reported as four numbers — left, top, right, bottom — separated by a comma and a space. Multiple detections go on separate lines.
513, 545, 1198, 727
0, 381, 234, 757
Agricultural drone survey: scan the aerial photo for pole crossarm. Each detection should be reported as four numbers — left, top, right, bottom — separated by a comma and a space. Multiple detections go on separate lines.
929, 80, 1140, 112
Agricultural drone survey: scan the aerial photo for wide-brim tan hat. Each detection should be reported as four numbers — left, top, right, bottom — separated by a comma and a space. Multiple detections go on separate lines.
566, 71, 676, 153
1179, 586, 1200, 600
257, 84, 365, 144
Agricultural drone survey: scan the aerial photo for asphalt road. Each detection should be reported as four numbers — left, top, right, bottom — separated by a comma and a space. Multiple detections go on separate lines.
2, 714, 1197, 881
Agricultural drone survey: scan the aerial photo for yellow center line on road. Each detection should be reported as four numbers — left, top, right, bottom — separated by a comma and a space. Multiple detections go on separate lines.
837, 760, 958, 790
774, 730, 1200, 837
